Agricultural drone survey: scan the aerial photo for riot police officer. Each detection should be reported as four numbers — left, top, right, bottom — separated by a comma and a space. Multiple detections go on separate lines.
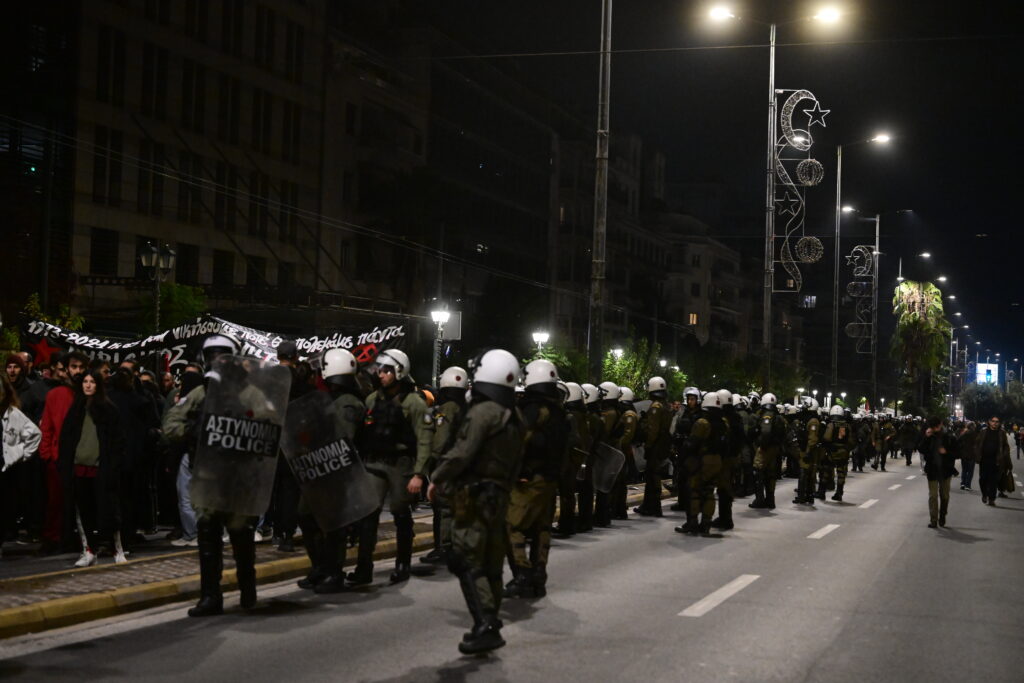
553, 382, 589, 537
505, 359, 568, 599
576, 382, 603, 532
350, 349, 432, 586
612, 386, 638, 519
714, 389, 742, 530
675, 390, 730, 537
821, 405, 855, 502
428, 349, 524, 655
417, 366, 469, 567
297, 348, 366, 594
670, 386, 702, 516
793, 399, 822, 506
594, 381, 624, 527
635, 377, 671, 516
750, 393, 787, 510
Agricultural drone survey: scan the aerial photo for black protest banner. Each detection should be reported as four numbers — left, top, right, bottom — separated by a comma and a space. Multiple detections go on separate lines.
22, 314, 406, 371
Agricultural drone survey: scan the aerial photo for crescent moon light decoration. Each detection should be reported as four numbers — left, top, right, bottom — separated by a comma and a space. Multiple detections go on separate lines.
774, 89, 829, 290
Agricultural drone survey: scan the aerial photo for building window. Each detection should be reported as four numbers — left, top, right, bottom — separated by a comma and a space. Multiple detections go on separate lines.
688, 312, 698, 325
345, 102, 357, 136
184, 0, 208, 43
214, 161, 239, 231
248, 171, 269, 237
181, 60, 206, 133
690, 282, 701, 297
799, 295, 817, 309
144, 0, 170, 25
176, 151, 203, 224
92, 126, 122, 207
216, 74, 241, 144
141, 43, 169, 118
281, 101, 301, 163
279, 180, 298, 244
251, 88, 273, 154
221, 0, 244, 57
175, 243, 199, 285
691, 253, 701, 267
89, 228, 119, 276
284, 20, 304, 83
254, 5, 276, 70
212, 250, 234, 287
96, 26, 126, 105
246, 256, 266, 287
137, 139, 165, 216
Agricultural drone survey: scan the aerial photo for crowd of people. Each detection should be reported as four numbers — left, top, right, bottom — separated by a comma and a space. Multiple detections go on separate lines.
0, 339, 1019, 653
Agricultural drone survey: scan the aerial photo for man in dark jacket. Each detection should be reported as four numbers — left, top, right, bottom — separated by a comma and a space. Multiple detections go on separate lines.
972, 416, 1011, 506
918, 417, 958, 528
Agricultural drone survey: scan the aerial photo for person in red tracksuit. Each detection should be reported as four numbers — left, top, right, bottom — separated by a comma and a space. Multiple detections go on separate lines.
39, 352, 88, 553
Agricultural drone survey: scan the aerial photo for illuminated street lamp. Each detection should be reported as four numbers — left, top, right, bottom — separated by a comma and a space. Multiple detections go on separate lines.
611, 347, 624, 359
659, 359, 668, 368
532, 330, 550, 353
138, 242, 176, 332
430, 307, 450, 386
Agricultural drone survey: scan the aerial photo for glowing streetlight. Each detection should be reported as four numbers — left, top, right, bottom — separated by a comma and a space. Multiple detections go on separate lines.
937, 275, 948, 282
709, 6, 735, 21
954, 312, 962, 316
870, 133, 891, 144
814, 7, 841, 23
532, 331, 550, 353
430, 307, 451, 386
611, 348, 624, 359
841, 205, 855, 213
659, 359, 668, 368
919, 252, 931, 258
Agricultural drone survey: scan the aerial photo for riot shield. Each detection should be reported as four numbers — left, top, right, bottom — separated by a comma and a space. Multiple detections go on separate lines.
591, 442, 626, 493
632, 443, 647, 474
281, 391, 380, 531
191, 356, 291, 516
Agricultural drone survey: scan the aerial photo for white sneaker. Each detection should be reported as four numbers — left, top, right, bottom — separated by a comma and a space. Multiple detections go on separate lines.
114, 552, 128, 564
171, 537, 198, 547
254, 530, 264, 543
74, 550, 97, 568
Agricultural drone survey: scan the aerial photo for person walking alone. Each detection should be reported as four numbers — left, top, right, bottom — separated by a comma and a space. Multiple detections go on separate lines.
918, 417, 958, 528
973, 415, 1010, 506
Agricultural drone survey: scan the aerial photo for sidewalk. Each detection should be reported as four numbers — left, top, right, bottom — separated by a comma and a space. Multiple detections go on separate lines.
0, 486, 663, 639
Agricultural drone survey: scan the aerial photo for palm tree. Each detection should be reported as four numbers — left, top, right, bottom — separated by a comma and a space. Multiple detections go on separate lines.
891, 280, 951, 414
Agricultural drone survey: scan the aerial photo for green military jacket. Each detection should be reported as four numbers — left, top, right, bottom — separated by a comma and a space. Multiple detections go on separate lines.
430, 400, 524, 491
644, 400, 672, 461
806, 416, 822, 452
421, 399, 463, 477
331, 392, 364, 441
600, 406, 621, 445
365, 388, 433, 473
619, 408, 638, 452
163, 382, 276, 445
689, 414, 730, 457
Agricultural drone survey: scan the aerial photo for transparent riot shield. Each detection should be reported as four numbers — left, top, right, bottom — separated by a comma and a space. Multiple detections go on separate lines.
281, 391, 380, 531
191, 356, 291, 516
591, 442, 626, 493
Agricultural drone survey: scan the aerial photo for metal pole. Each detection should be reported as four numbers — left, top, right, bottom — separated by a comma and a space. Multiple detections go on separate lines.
831, 144, 842, 390
871, 214, 880, 410
763, 23, 777, 388
588, 0, 613, 380
154, 273, 161, 332
433, 323, 442, 387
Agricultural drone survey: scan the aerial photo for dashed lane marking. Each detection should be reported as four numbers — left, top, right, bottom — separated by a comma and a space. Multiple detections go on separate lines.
679, 574, 760, 617
906, 475, 916, 480
807, 524, 840, 539
888, 484, 902, 491
859, 499, 879, 509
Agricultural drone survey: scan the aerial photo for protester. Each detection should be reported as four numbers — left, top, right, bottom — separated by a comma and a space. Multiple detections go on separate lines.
57, 369, 127, 566
39, 352, 88, 553
1, 372, 41, 556
957, 421, 977, 490
918, 417, 958, 528
973, 415, 1011, 506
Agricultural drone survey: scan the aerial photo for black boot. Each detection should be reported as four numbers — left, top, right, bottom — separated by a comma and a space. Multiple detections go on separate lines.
503, 567, 534, 599
455, 569, 487, 642
815, 478, 827, 500
459, 611, 506, 655
532, 567, 548, 598
229, 525, 257, 610
347, 511, 379, 586
749, 474, 768, 508
188, 517, 224, 617
389, 512, 413, 584
297, 525, 325, 590
831, 482, 844, 502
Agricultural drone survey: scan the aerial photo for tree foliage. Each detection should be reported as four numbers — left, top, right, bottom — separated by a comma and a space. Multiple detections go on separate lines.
600, 336, 688, 399
0, 293, 85, 357
961, 381, 1024, 422
891, 280, 952, 415
140, 283, 208, 333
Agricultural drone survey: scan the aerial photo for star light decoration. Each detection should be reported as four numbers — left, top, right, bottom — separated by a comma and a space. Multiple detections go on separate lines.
773, 89, 828, 292
845, 244, 876, 354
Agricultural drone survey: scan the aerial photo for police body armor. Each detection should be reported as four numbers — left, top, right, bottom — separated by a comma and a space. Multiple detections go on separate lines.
361, 393, 417, 461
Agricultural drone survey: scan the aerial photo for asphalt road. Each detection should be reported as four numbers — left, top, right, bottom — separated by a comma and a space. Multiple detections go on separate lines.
3, 457, 1023, 683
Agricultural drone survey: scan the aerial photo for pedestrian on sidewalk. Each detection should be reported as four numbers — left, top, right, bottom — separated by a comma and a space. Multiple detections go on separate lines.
919, 417, 958, 528
58, 370, 127, 566
1, 372, 42, 557
973, 415, 1010, 506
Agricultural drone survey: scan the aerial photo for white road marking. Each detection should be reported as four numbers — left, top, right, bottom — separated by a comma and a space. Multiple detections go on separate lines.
679, 574, 760, 617
859, 499, 879, 509
807, 524, 840, 539
888, 484, 902, 490
905, 475, 916, 480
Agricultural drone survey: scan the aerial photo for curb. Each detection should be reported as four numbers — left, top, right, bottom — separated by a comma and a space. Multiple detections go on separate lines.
0, 487, 668, 640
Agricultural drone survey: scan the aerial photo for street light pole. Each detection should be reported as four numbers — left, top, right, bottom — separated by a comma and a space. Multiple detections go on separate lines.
763, 21, 777, 388
871, 213, 880, 411
831, 143, 842, 391
588, 0, 613, 380
430, 309, 450, 387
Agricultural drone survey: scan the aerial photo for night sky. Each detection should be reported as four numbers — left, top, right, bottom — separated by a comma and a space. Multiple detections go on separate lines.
433, 0, 1024, 364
